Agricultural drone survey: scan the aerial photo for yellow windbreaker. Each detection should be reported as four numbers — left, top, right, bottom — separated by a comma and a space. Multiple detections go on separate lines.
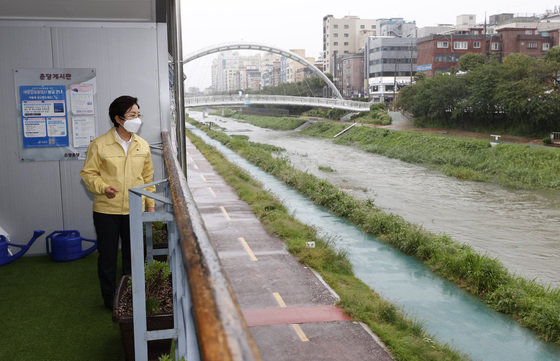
80, 128, 155, 214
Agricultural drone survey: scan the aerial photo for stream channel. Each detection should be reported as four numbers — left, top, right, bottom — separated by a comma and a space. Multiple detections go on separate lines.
187, 111, 560, 361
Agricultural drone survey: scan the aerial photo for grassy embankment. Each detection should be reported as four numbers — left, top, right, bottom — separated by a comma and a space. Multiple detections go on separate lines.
302, 121, 560, 191
213, 112, 307, 130
226, 113, 560, 190
186, 128, 468, 361
189, 118, 560, 345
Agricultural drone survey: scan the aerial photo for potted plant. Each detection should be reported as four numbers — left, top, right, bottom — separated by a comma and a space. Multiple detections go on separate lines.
151, 221, 168, 262
113, 260, 173, 361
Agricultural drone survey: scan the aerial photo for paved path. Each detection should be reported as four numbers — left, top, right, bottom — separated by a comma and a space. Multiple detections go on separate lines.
185, 137, 394, 361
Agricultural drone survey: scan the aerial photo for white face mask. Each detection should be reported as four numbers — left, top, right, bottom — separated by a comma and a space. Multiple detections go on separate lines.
122, 117, 142, 133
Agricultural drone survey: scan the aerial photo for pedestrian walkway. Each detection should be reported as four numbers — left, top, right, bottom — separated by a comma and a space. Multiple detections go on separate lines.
185, 137, 394, 361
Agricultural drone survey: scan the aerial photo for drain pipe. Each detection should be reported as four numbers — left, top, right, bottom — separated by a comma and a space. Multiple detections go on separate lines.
334, 123, 357, 138
170, 0, 187, 173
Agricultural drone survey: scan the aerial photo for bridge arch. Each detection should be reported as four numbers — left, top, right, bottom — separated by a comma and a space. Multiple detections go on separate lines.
183, 42, 343, 99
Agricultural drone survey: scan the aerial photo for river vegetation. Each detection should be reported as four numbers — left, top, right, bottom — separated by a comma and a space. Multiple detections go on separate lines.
186, 127, 468, 361
188, 118, 560, 345
396, 51, 560, 137
301, 122, 560, 190
218, 112, 560, 190
215, 112, 306, 130
350, 103, 393, 125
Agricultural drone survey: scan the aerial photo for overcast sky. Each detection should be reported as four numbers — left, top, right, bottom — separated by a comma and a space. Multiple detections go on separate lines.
181, 0, 558, 89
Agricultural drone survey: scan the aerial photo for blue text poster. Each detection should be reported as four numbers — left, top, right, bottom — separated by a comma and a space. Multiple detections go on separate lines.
20, 85, 69, 148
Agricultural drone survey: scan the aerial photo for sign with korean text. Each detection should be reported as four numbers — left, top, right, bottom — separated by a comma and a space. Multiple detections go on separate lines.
20, 85, 69, 148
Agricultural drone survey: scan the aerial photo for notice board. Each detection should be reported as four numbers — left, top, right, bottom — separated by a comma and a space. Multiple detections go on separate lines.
14, 68, 97, 161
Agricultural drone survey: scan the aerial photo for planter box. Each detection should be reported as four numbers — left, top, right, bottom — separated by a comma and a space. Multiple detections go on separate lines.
112, 276, 173, 361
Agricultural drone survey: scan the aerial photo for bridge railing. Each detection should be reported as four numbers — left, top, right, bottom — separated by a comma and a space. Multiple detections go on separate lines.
184, 94, 372, 112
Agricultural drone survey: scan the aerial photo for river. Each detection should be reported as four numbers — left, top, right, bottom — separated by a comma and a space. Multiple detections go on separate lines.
194, 111, 560, 288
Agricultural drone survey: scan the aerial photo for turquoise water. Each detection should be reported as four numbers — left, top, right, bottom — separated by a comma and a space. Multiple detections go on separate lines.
188, 124, 560, 361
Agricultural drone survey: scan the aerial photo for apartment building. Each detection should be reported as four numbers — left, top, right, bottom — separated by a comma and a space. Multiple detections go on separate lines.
323, 15, 377, 73
364, 37, 417, 103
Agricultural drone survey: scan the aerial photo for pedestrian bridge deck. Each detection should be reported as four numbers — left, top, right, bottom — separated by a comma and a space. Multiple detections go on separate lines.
185, 94, 372, 112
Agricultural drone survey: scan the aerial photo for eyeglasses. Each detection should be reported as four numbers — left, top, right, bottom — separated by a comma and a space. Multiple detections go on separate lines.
122, 112, 142, 120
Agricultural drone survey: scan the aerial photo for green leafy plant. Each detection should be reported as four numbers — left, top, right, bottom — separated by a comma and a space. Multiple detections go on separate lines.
127, 260, 172, 315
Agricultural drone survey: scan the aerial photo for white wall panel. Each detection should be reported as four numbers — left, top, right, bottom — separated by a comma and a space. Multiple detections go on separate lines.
0, 25, 65, 255
0, 21, 167, 255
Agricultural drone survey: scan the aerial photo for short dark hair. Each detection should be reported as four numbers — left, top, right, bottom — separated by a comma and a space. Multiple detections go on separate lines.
108, 95, 139, 127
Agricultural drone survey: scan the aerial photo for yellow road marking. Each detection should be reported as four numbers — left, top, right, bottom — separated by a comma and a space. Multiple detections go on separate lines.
200, 174, 207, 182
273, 292, 309, 342
208, 187, 217, 198
273, 292, 287, 308
291, 324, 310, 342
238, 237, 257, 261
220, 206, 231, 221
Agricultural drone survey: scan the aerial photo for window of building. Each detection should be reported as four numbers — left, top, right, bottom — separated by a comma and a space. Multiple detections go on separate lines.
525, 30, 533, 35
344, 24, 349, 29
360, 25, 365, 29
334, 33, 338, 38
473, 41, 481, 48
454, 41, 468, 50
543, 43, 550, 51
344, 51, 349, 54
371, 25, 376, 29
491, 42, 499, 50
334, 42, 338, 46
344, 33, 349, 37
333, 24, 338, 29
527, 41, 538, 49
437, 41, 449, 48
370, 85, 379, 92
344, 42, 349, 46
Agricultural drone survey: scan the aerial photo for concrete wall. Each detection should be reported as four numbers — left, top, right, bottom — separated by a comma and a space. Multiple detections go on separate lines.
0, 20, 169, 255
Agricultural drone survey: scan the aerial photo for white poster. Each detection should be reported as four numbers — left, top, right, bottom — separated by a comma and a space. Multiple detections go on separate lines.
70, 84, 95, 115
72, 116, 96, 148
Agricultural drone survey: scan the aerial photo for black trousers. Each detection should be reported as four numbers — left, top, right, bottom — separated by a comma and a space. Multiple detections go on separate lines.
93, 212, 131, 305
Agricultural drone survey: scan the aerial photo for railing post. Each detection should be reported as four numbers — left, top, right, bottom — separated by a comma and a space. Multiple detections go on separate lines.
129, 187, 148, 361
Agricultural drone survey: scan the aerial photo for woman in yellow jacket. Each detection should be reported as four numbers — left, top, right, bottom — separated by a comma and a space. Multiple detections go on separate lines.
80, 95, 155, 310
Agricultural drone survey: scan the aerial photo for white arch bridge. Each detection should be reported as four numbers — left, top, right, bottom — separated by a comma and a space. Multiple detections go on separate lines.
184, 94, 372, 112
183, 42, 373, 112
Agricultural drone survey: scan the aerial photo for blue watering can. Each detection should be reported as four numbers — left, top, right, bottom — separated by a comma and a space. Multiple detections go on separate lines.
0, 230, 45, 266
46, 230, 97, 262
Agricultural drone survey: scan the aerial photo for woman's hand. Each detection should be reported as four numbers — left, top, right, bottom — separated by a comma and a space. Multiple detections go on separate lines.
104, 186, 118, 199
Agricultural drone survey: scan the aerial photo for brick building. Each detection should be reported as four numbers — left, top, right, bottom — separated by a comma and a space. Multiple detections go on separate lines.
341, 53, 365, 97
416, 33, 501, 76
497, 26, 556, 58
417, 25, 559, 77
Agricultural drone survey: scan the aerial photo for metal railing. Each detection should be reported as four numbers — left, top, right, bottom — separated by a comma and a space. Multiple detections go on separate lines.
184, 94, 372, 112
127, 130, 261, 361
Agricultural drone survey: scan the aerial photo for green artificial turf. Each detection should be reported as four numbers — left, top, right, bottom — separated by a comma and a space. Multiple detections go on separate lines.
0, 254, 124, 361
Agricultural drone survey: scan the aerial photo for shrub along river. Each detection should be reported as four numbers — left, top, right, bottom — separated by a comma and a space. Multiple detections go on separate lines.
188, 111, 560, 360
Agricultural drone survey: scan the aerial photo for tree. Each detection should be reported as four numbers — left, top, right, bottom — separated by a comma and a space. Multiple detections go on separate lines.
458, 53, 485, 71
